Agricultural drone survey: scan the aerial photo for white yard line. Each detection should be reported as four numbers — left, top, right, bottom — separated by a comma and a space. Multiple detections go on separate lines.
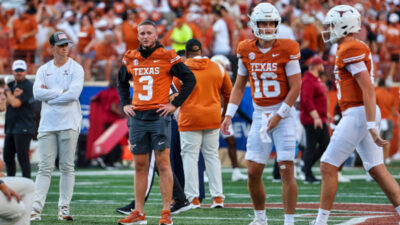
336, 215, 387, 225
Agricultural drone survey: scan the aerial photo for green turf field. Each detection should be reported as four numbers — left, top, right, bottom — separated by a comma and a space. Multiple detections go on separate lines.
30, 162, 400, 225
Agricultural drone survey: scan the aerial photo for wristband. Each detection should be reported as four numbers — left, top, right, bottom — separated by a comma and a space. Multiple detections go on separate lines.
367, 121, 376, 130
225, 103, 238, 117
277, 102, 291, 118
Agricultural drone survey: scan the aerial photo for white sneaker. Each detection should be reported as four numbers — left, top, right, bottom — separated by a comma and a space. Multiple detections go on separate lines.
249, 218, 268, 225
296, 170, 305, 181
232, 168, 247, 182
30, 210, 41, 221
337, 172, 350, 183
58, 206, 74, 221
210, 196, 224, 208
392, 152, 400, 161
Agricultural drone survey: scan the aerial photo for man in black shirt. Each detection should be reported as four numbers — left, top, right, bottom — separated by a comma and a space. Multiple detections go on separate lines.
4, 60, 35, 178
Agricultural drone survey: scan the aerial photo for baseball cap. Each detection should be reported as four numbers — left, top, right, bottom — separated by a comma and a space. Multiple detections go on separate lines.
185, 38, 202, 53
309, 56, 327, 66
12, 60, 27, 72
49, 31, 72, 46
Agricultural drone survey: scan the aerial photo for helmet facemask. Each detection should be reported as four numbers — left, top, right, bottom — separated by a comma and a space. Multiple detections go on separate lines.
249, 3, 281, 41
322, 22, 339, 44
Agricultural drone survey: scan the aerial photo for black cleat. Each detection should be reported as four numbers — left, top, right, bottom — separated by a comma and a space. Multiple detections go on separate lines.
304, 175, 320, 184
116, 200, 135, 215
171, 200, 192, 214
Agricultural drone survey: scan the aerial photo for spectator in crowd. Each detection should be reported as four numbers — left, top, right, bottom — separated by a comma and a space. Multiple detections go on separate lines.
11, 7, 38, 72
122, 9, 141, 51
314, 5, 400, 225
3, 60, 35, 179
56, 10, 79, 45
0, 157, 35, 225
300, 56, 330, 184
175, 39, 231, 208
117, 20, 196, 225
212, 5, 231, 55
222, 3, 301, 225
384, 13, 400, 83
375, 79, 398, 164
170, 17, 193, 52
211, 54, 248, 182
220, 5, 239, 54
277, 17, 296, 40
77, 13, 96, 81
300, 14, 318, 53
30, 31, 84, 221
93, 31, 118, 81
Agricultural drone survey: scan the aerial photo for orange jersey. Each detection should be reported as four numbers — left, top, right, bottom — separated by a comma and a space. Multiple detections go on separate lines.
334, 40, 373, 111
173, 57, 232, 131
12, 15, 38, 50
237, 39, 300, 107
376, 87, 395, 120
122, 47, 181, 111
122, 19, 140, 50
385, 25, 400, 54
77, 26, 95, 53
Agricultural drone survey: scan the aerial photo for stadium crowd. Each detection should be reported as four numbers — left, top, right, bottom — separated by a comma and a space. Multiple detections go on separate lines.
0, 0, 399, 82
1, 0, 400, 225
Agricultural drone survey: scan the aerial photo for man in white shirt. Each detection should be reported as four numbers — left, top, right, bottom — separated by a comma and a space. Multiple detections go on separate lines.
30, 31, 84, 221
212, 6, 231, 55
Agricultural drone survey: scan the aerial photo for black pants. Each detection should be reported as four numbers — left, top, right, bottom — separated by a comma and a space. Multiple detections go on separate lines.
3, 133, 32, 178
144, 150, 187, 203
302, 124, 330, 176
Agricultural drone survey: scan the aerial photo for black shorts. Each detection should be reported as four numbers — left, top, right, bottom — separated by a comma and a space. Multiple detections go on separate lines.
128, 114, 171, 154
391, 54, 399, 62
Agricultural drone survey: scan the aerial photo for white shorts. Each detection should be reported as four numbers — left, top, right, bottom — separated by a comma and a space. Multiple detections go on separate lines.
321, 106, 383, 171
221, 124, 234, 139
245, 103, 297, 164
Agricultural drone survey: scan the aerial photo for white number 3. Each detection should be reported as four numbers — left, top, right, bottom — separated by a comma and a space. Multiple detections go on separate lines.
138, 75, 153, 101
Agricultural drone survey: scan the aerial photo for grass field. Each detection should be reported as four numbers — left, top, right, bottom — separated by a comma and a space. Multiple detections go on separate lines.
29, 162, 400, 225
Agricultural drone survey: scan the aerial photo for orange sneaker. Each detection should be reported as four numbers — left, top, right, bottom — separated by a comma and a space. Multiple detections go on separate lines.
118, 210, 147, 225
159, 210, 173, 225
210, 196, 224, 208
191, 197, 200, 209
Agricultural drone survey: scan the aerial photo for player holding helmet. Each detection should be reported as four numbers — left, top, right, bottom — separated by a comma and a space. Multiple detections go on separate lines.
313, 5, 400, 225
221, 3, 301, 225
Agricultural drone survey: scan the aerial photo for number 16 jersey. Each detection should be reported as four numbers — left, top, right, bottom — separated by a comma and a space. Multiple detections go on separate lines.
122, 47, 181, 111
237, 39, 300, 107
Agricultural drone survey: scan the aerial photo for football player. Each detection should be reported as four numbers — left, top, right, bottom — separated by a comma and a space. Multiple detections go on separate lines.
313, 5, 400, 225
221, 3, 301, 225
117, 20, 196, 225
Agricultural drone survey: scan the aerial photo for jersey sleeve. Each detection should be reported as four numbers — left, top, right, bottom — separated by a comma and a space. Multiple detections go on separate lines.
338, 43, 369, 69
122, 50, 132, 66
169, 49, 182, 65
236, 40, 248, 59
286, 40, 301, 61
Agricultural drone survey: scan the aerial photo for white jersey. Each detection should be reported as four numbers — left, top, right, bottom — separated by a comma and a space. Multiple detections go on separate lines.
33, 58, 84, 132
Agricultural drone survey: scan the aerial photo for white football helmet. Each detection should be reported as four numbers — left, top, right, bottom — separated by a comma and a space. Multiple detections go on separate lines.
321, 5, 361, 43
249, 3, 281, 41
211, 55, 233, 78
